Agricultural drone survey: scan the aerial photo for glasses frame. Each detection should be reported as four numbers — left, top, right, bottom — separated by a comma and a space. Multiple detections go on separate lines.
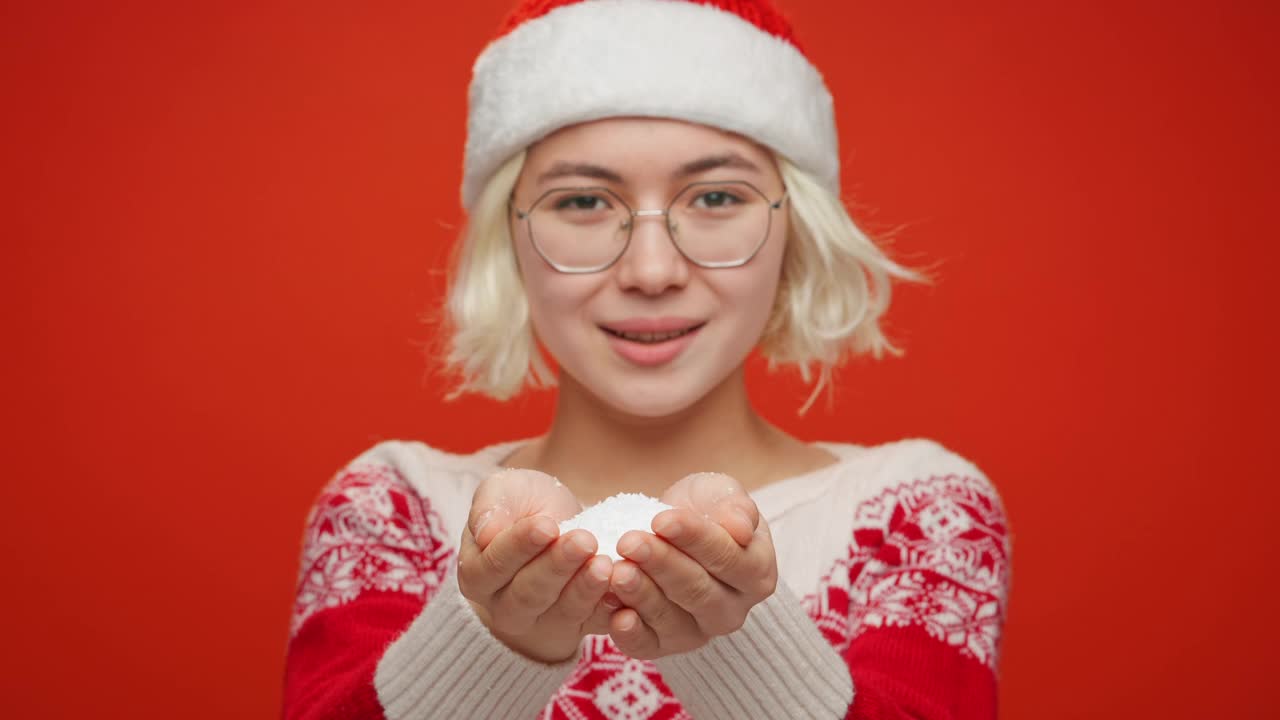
510, 180, 788, 274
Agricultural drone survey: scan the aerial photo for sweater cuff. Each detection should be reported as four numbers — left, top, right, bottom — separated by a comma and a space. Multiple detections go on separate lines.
653, 582, 854, 719
373, 565, 578, 719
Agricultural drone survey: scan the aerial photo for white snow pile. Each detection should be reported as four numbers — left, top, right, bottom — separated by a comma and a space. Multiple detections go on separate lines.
559, 493, 674, 561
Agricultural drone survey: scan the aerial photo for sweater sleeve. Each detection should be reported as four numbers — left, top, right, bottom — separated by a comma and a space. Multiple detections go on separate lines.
831, 468, 1011, 719
281, 460, 578, 720
653, 463, 1011, 720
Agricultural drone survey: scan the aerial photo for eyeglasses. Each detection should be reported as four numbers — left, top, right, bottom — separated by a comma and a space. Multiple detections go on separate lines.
511, 180, 787, 274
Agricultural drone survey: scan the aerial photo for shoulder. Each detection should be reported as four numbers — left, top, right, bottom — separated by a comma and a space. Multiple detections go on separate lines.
823, 438, 1001, 506
767, 438, 1010, 609
832, 438, 1011, 560
761, 438, 1000, 518
329, 438, 520, 500
303, 439, 524, 541
826, 437, 1011, 567
797, 437, 1010, 548
290, 440, 512, 638
835, 437, 988, 479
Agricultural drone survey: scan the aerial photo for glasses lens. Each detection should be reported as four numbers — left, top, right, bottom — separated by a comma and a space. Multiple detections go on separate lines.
528, 188, 629, 271
668, 182, 771, 266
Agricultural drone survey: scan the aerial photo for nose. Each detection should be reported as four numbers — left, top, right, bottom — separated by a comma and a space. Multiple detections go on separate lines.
613, 211, 690, 295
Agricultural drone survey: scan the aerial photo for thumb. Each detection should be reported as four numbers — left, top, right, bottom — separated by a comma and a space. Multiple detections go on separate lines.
468, 500, 514, 552
665, 472, 758, 547
468, 468, 581, 549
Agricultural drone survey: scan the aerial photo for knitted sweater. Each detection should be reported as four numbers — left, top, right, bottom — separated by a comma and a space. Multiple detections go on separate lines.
283, 438, 1010, 719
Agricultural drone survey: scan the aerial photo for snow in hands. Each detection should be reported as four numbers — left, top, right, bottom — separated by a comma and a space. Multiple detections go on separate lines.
559, 493, 674, 561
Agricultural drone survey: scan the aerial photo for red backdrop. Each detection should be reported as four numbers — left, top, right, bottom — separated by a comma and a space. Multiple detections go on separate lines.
4, 1, 1277, 717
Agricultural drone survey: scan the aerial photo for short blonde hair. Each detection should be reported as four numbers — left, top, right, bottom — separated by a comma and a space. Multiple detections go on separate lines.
440, 151, 930, 412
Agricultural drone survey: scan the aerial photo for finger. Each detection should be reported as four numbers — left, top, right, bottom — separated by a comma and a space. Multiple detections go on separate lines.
662, 472, 758, 546
582, 591, 622, 636
609, 607, 662, 660
456, 524, 483, 584
709, 502, 756, 547
468, 470, 523, 549
541, 552, 613, 628
469, 504, 514, 552
673, 513, 777, 599
469, 468, 581, 549
734, 516, 779, 599
609, 561, 702, 657
616, 530, 739, 636
651, 510, 755, 588
459, 514, 558, 598
493, 529, 598, 621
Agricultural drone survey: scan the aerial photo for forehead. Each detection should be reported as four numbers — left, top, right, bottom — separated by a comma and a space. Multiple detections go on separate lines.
523, 117, 777, 180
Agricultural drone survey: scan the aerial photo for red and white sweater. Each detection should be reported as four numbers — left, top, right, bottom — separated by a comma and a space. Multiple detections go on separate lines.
283, 438, 1010, 719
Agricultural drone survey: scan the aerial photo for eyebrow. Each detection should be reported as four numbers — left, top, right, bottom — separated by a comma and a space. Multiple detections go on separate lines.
535, 152, 764, 186
537, 162, 624, 185
675, 152, 763, 178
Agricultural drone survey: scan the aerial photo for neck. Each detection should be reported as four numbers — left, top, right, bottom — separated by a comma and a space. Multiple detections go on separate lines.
526, 366, 789, 506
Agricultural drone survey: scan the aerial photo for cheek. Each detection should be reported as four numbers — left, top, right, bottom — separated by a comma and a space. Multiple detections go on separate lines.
745, 273, 783, 329
705, 268, 782, 351
516, 251, 603, 345
732, 233, 788, 327
514, 230, 563, 309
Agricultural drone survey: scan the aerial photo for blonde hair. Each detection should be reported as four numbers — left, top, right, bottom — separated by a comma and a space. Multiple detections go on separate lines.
441, 151, 931, 411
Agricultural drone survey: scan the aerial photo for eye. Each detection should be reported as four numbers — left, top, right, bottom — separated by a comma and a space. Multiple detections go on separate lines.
691, 190, 743, 209
552, 194, 611, 212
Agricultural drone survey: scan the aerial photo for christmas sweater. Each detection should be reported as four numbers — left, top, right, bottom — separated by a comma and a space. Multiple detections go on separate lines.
283, 438, 1011, 719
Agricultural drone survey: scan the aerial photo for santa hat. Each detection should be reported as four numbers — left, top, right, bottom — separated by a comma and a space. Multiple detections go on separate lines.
461, 0, 839, 210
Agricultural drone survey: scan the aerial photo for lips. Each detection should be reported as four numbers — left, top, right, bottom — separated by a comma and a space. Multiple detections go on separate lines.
598, 317, 706, 366
601, 325, 702, 344
599, 317, 705, 335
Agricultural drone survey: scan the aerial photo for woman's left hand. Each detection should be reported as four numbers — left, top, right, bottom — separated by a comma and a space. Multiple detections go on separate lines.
606, 472, 777, 660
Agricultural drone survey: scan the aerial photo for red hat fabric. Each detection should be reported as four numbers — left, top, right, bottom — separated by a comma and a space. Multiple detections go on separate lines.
461, 0, 838, 209
495, 0, 807, 54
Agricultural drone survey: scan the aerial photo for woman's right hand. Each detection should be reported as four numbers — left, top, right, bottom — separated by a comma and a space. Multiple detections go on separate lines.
458, 468, 615, 664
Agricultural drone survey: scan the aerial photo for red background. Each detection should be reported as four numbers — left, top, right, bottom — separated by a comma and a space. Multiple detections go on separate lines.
4, 1, 1277, 717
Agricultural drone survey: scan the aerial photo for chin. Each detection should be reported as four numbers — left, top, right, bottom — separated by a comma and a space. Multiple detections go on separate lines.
607, 392, 696, 420
583, 370, 723, 421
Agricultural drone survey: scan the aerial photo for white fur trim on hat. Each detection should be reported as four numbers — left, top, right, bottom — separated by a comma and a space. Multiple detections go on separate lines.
461, 0, 839, 209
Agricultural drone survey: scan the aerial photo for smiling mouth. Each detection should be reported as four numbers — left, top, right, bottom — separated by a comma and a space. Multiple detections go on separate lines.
600, 324, 706, 344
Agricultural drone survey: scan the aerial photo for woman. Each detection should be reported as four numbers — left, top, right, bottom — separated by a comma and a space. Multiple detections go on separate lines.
284, 1, 1011, 718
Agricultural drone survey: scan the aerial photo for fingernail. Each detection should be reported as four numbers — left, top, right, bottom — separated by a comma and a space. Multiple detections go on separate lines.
589, 557, 611, 582
615, 565, 638, 589
618, 536, 650, 563
656, 520, 683, 541
619, 613, 638, 632
566, 536, 593, 561
602, 592, 622, 609
529, 522, 555, 546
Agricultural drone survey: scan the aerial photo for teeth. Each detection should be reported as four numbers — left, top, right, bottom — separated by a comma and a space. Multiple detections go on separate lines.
609, 327, 696, 343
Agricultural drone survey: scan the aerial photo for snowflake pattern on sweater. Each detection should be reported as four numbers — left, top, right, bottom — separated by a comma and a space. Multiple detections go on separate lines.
548, 637, 689, 720
284, 447, 1010, 720
802, 474, 1008, 667
289, 464, 453, 638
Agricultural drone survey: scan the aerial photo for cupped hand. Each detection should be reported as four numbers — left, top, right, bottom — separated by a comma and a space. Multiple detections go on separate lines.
606, 472, 778, 660
457, 468, 616, 663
